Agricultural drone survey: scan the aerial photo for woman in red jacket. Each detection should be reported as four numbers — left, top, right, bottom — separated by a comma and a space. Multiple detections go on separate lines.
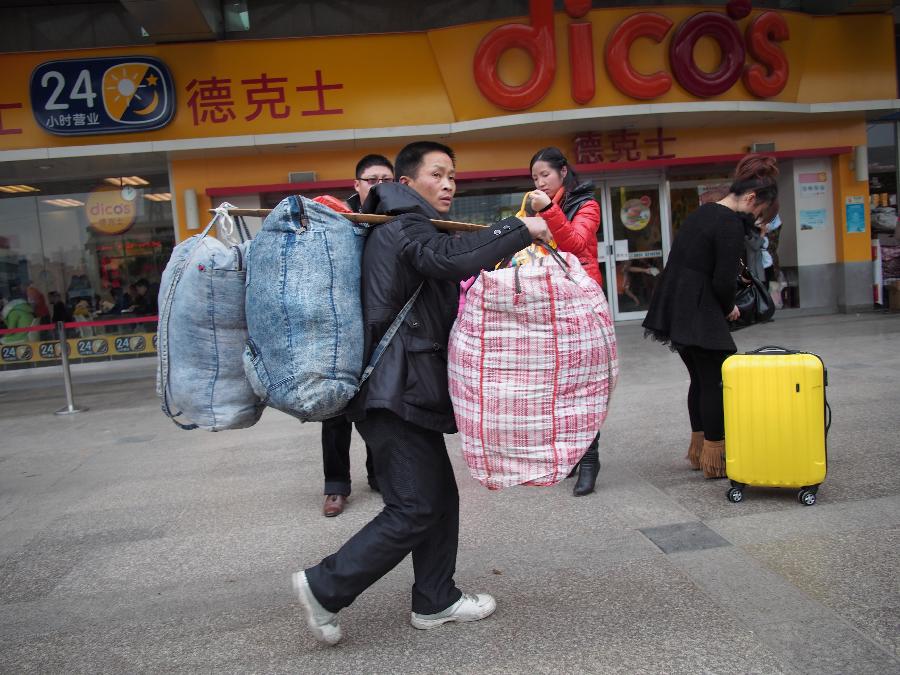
527, 146, 604, 496
528, 147, 603, 287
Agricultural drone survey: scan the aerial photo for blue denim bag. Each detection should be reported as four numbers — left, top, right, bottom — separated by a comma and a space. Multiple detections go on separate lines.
243, 196, 419, 421
157, 209, 263, 431
243, 196, 366, 421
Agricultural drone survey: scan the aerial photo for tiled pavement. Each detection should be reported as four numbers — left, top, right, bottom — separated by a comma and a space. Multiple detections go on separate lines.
0, 312, 898, 674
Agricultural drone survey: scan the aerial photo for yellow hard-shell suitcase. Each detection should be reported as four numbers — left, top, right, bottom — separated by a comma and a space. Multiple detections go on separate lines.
722, 346, 830, 506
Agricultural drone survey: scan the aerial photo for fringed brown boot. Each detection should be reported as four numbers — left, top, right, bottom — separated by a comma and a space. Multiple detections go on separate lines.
687, 431, 704, 470
700, 439, 726, 479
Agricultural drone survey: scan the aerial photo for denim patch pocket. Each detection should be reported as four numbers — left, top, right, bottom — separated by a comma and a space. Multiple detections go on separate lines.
242, 338, 272, 403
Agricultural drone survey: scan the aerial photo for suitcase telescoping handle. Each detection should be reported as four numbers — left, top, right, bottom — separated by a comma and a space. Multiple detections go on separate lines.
746, 345, 828, 386
748, 345, 796, 354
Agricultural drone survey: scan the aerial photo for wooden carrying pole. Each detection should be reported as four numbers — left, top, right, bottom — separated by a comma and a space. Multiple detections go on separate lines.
210, 208, 488, 232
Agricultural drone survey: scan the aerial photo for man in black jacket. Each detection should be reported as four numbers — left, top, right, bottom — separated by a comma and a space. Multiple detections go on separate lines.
293, 141, 551, 645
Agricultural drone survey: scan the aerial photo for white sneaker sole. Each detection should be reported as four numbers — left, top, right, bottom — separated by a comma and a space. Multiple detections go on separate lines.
292, 572, 342, 645
410, 599, 497, 630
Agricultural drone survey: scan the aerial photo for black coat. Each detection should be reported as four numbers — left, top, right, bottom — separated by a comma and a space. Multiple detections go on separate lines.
345, 182, 533, 433
642, 203, 744, 352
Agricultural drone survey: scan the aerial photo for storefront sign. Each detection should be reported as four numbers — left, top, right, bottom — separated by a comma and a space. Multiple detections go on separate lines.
574, 127, 676, 164
0, 8, 894, 151
30, 56, 175, 135
0, 102, 23, 136
184, 69, 344, 127
474, 0, 789, 110
85, 186, 138, 235
0, 332, 156, 364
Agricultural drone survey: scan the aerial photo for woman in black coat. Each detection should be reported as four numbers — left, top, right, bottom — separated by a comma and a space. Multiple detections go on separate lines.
643, 155, 779, 478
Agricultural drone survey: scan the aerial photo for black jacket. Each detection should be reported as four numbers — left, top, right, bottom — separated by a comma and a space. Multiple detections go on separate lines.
344, 182, 533, 433
642, 202, 744, 352
345, 191, 362, 213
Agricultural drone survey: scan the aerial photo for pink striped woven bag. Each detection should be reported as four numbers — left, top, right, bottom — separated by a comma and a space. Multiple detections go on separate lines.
449, 252, 618, 490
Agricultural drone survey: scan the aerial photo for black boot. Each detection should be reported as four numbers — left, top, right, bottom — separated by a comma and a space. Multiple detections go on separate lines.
573, 446, 600, 497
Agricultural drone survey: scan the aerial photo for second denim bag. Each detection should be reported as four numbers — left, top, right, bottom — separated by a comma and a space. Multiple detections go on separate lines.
243, 196, 368, 421
157, 207, 264, 431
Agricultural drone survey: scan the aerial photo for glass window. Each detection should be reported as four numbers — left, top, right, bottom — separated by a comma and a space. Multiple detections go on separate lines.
449, 179, 532, 224
0, 174, 173, 346
867, 122, 897, 236
606, 183, 664, 314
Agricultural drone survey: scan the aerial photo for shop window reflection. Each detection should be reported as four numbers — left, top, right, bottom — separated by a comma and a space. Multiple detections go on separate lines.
0, 177, 174, 355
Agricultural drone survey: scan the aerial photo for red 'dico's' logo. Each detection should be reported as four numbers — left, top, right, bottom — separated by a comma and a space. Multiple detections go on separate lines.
473, 0, 789, 110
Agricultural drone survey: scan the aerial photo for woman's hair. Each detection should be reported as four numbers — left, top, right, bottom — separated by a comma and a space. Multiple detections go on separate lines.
529, 146, 580, 192
729, 154, 779, 206
698, 185, 730, 205
758, 198, 780, 225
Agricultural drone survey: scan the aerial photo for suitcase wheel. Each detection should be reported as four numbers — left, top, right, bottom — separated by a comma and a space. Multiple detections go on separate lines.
726, 487, 744, 503
798, 489, 817, 506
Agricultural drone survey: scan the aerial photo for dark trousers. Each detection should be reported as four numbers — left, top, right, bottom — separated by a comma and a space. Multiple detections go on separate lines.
678, 346, 730, 442
306, 409, 463, 615
321, 415, 375, 496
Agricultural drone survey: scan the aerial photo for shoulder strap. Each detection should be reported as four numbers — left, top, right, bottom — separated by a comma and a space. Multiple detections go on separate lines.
357, 282, 424, 389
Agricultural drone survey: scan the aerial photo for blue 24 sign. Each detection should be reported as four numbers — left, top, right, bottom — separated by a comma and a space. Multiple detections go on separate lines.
30, 56, 175, 136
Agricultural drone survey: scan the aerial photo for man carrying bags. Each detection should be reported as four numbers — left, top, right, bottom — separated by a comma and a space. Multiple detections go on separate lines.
293, 141, 551, 645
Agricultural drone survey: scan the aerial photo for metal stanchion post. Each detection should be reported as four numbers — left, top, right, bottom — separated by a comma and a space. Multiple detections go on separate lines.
55, 321, 87, 415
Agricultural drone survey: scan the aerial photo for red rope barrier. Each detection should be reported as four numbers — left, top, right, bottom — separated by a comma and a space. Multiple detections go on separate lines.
63, 315, 158, 329
0, 315, 158, 336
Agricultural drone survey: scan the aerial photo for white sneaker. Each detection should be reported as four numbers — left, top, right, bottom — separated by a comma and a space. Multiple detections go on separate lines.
292, 571, 342, 645
410, 592, 497, 630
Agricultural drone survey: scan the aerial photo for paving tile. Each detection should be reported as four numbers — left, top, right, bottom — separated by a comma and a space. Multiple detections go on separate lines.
706, 495, 900, 546
666, 547, 826, 624
750, 617, 900, 675
639, 521, 732, 554
744, 526, 900, 659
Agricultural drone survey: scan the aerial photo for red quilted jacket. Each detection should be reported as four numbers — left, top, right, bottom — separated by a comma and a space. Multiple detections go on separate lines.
540, 193, 603, 286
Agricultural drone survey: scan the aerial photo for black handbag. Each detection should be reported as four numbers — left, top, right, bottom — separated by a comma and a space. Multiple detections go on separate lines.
731, 260, 775, 329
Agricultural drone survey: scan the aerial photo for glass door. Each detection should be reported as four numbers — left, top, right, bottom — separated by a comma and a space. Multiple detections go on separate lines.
598, 178, 671, 321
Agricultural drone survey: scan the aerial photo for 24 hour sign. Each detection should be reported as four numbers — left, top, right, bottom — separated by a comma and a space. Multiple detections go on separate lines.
30, 56, 175, 135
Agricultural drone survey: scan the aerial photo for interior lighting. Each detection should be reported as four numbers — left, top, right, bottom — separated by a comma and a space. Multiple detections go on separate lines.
143, 192, 171, 202
0, 184, 40, 193
43, 198, 85, 207
104, 176, 150, 187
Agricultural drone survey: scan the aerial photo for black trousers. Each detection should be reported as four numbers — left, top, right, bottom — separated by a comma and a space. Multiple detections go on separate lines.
306, 409, 463, 615
321, 415, 375, 496
678, 346, 731, 442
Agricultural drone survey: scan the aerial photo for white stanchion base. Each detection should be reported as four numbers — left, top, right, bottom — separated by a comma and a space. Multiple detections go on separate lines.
55, 406, 88, 415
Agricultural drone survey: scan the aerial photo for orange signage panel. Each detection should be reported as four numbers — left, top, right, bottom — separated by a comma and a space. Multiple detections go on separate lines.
0, 6, 895, 152
0, 33, 454, 150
